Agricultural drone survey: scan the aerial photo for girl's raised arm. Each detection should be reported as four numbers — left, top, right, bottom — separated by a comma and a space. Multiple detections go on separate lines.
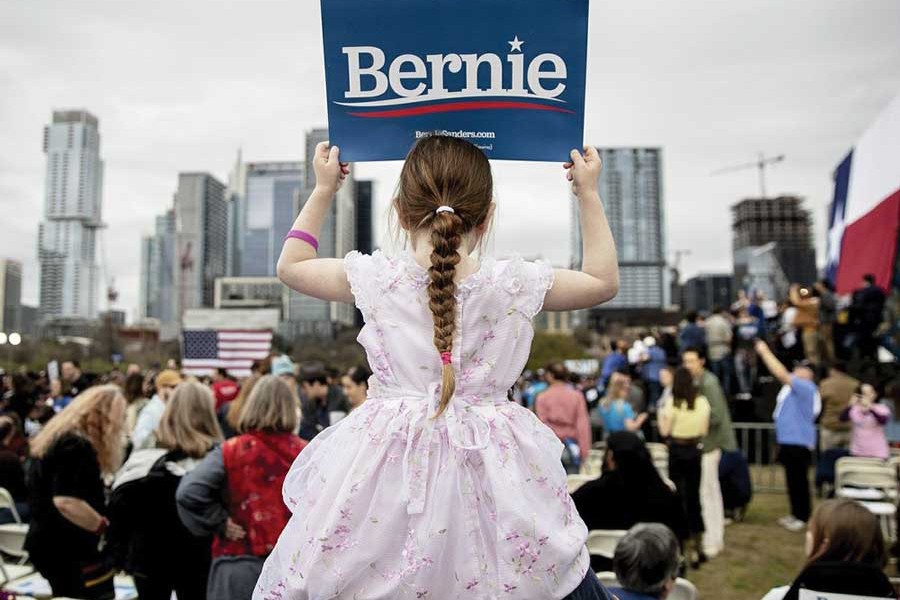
543, 146, 619, 311
276, 141, 355, 303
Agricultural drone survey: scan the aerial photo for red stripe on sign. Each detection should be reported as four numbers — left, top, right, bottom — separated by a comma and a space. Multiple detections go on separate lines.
835, 189, 900, 294
348, 100, 576, 118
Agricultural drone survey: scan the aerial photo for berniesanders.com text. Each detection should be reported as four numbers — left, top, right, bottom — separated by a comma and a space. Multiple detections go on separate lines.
415, 129, 496, 140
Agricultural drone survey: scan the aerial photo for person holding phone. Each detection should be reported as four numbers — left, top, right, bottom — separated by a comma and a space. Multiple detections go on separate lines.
840, 382, 890, 460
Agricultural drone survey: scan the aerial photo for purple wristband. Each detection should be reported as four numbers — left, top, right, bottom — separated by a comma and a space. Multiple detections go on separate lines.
284, 229, 319, 251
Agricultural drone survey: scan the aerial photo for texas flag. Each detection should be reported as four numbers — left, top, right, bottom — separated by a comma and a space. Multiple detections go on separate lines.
827, 92, 900, 294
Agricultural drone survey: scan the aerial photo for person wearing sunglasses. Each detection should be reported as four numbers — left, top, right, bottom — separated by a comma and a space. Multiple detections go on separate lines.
297, 365, 351, 441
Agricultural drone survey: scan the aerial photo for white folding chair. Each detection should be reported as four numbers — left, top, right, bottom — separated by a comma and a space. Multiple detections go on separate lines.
0, 552, 33, 586
586, 530, 628, 559
858, 500, 897, 544
595, 570, 618, 588
581, 450, 605, 477
836, 460, 898, 500
0, 489, 21, 524
0, 488, 27, 564
567, 474, 594, 494
669, 577, 698, 600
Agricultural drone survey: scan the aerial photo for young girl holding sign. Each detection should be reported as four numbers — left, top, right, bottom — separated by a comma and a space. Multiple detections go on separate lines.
254, 136, 619, 600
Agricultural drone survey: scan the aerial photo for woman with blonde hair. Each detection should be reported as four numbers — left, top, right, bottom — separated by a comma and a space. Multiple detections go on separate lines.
178, 374, 306, 599
108, 381, 223, 600
25, 384, 126, 599
597, 372, 648, 437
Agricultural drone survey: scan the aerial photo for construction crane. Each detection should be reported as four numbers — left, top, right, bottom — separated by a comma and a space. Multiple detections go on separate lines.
712, 152, 785, 199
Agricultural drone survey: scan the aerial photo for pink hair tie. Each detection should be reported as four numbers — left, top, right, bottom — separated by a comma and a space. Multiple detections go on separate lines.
440, 351, 452, 365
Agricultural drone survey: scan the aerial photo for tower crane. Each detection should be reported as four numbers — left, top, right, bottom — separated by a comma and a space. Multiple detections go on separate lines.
712, 152, 785, 199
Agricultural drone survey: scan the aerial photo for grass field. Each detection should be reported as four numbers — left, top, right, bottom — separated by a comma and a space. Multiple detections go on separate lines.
689, 492, 809, 600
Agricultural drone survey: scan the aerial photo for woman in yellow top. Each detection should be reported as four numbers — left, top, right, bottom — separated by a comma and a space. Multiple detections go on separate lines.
658, 367, 711, 568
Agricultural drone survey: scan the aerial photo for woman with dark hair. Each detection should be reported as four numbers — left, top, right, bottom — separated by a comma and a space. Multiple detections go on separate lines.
840, 382, 890, 459
761, 499, 894, 599
657, 367, 711, 568
3, 372, 36, 424
536, 362, 592, 473
341, 365, 372, 411
572, 431, 688, 572
122, 372, 149, 435
0, 415, 28, 523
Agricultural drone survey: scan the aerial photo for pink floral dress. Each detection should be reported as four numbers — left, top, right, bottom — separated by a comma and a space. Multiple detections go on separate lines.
253, 250, 590, 599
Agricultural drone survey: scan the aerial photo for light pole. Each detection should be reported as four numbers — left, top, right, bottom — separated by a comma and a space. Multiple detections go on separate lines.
0, 332, 21, 370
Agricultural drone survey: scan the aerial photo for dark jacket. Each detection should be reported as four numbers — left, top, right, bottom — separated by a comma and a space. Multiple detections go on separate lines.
107, 448, 214, 583
25, 433, 107, 566
298, 386, 351, 440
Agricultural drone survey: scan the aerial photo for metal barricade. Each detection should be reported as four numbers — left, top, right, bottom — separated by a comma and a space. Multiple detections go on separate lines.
732, 422, 785, 493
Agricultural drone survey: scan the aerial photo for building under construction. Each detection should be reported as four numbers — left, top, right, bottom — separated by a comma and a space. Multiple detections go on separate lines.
732, 196, 817, 294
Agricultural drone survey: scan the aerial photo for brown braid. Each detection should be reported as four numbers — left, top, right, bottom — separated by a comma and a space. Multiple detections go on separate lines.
394, 135, 493, 417
428, 210, 464, 415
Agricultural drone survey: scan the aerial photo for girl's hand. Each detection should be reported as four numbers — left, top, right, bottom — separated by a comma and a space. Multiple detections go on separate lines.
313, 141, 350, 194
563, 146, 602, 198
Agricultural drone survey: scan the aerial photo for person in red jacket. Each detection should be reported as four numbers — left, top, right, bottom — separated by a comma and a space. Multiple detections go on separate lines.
176, 375, 306, 599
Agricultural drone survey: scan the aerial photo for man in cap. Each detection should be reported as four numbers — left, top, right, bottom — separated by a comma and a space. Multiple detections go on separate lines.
131, 369, 182, 450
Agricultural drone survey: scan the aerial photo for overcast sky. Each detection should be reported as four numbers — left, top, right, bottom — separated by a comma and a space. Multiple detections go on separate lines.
2, 0, 899, 319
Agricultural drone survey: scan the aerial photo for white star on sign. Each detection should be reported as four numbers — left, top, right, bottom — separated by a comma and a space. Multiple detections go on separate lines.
508, 36, 524, 53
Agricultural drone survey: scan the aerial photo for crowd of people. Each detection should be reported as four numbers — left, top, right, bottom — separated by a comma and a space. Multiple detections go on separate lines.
515, 273, 899, 597
0, 356, 371, 599
0, 275, 895, 598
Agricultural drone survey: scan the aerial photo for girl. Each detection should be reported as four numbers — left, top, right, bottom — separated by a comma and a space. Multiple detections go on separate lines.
254, 136, 619, 599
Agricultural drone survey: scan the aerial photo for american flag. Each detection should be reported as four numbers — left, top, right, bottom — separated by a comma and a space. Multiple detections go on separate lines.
181, 329, 272, 379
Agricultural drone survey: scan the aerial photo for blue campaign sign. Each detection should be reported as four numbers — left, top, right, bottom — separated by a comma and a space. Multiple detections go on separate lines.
320, 0, 589, 162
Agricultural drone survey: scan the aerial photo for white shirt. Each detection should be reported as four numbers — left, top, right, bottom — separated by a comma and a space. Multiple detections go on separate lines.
131, 394, 165, 450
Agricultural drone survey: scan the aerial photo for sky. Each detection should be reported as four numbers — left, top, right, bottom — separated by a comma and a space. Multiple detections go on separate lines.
1, 0, 899, 319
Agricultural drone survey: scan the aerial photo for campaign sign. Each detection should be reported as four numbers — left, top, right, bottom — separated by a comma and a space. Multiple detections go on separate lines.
320, 0, 589, 162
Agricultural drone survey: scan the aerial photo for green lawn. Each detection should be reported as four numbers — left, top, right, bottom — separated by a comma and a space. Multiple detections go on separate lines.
689, 493, 809, 600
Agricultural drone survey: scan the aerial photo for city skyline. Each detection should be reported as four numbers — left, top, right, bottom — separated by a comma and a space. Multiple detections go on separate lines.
1, 1, 899, 320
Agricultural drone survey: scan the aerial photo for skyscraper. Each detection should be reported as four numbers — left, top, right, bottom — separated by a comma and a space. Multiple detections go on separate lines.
282, 129, 356, 336
732, 196, 817, 289
683, 273, 735, 314
0, 259, 22, 334
237, 161, 304, 277
38, 110, 103, 321
173, 173, 228, 318
139, 209, 176, 323
571, 147, 666, 309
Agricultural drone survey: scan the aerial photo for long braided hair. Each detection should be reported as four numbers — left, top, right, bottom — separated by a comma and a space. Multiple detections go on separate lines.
395, 135, 493, 416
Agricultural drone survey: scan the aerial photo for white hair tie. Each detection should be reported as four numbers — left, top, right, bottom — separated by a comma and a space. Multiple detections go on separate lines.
435, 205, 455, 214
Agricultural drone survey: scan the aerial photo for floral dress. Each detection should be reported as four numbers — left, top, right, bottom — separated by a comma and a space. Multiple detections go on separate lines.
254, 250, 590, 600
